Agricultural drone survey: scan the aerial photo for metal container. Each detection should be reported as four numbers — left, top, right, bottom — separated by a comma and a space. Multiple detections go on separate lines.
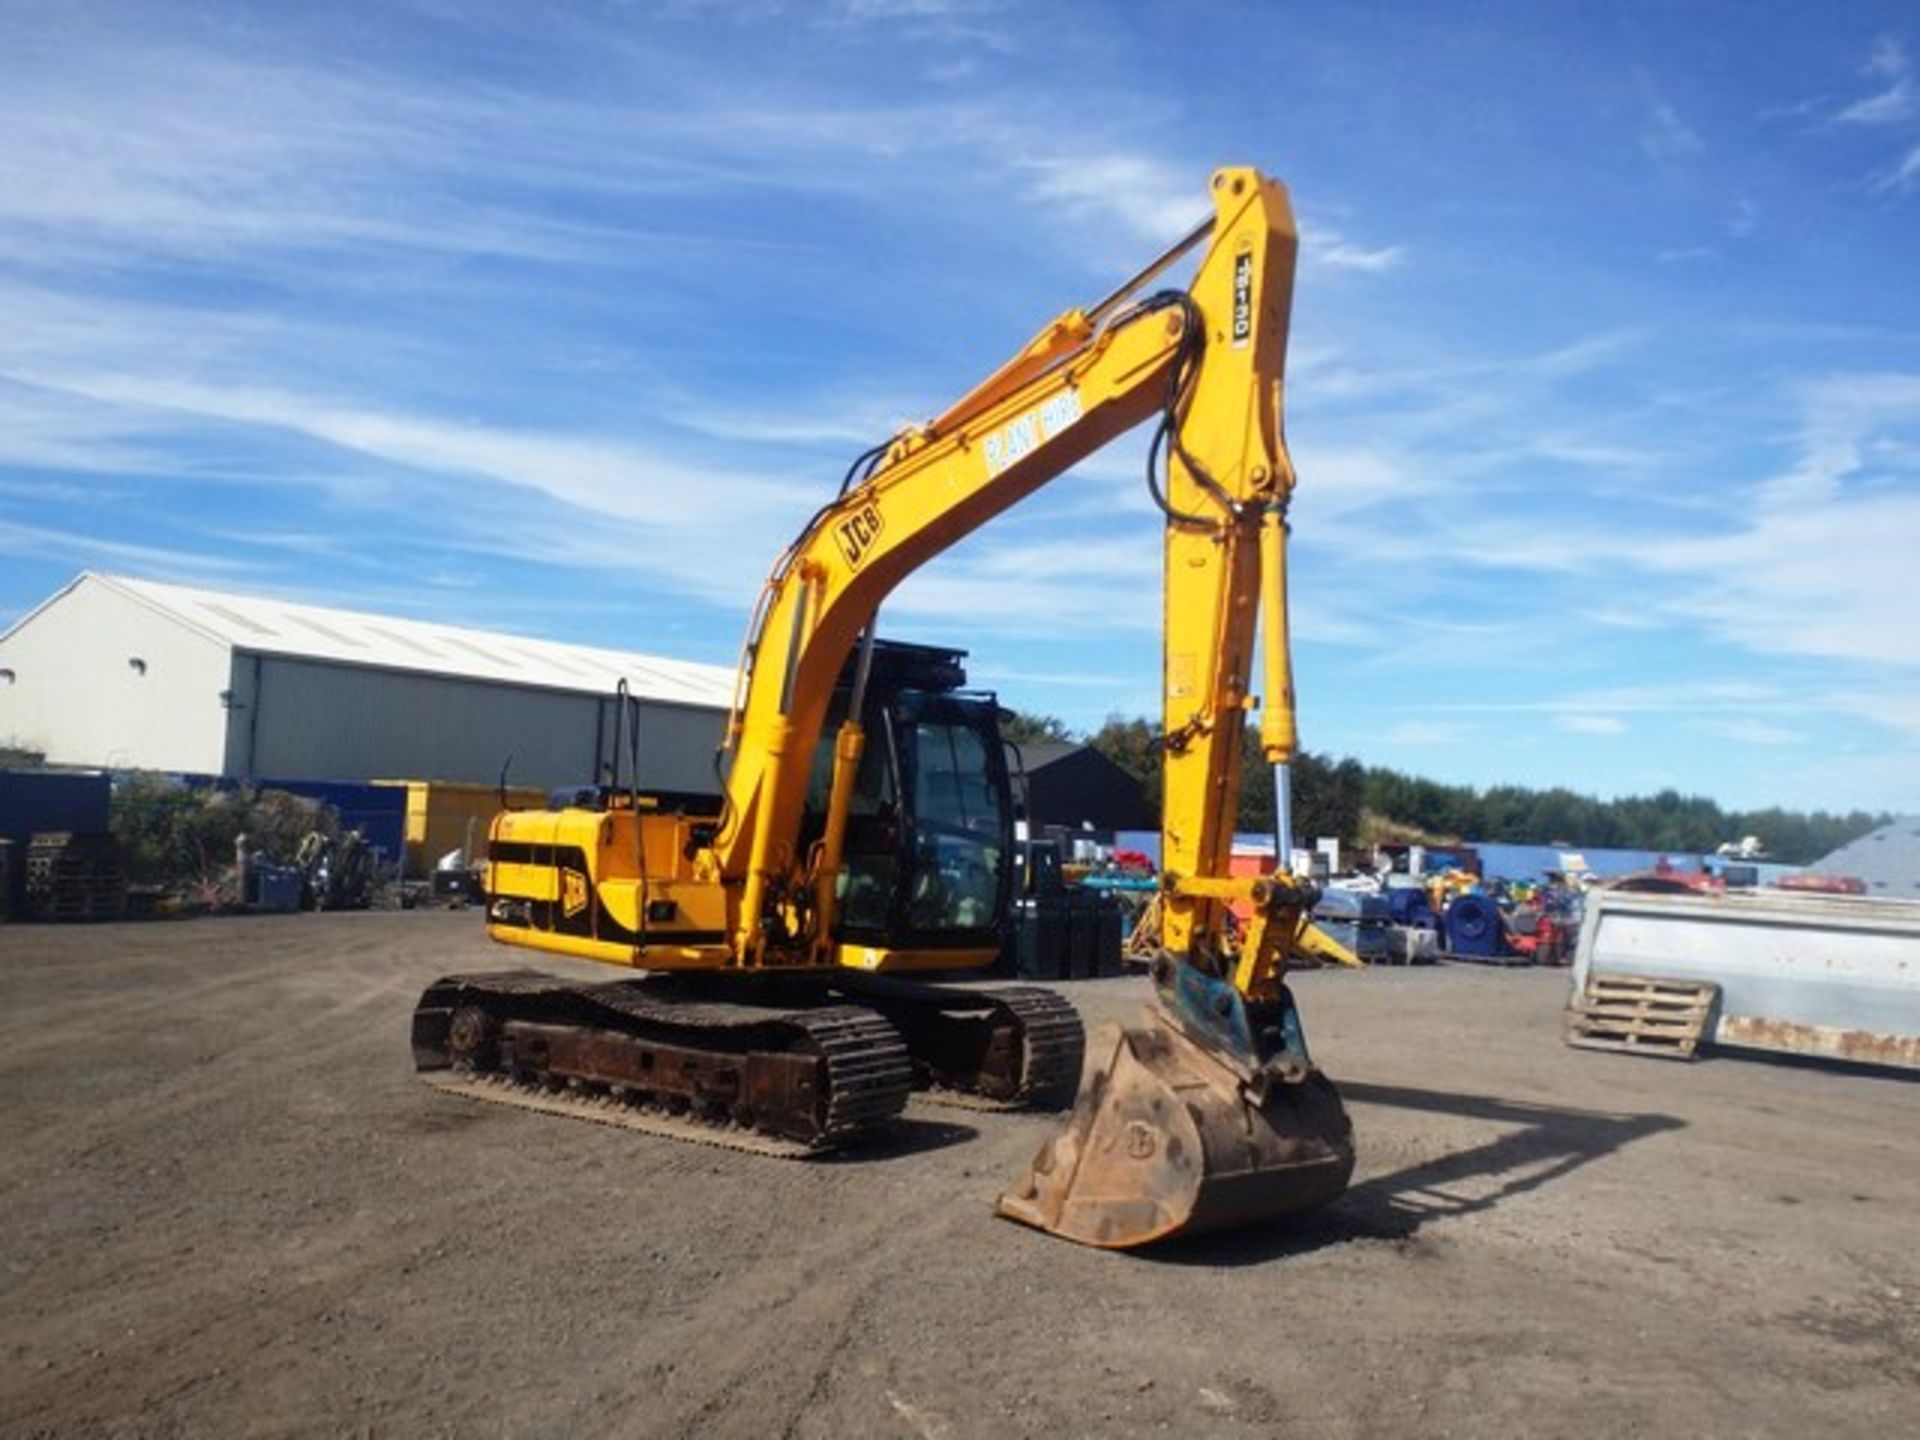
256, 778, 410, 867
246, 862, 306, 913
1009, 896, 1071, 981
0, 770, 110, 844
1094, 899, 1124, 977
1571, 887, 1920, 1070
1383, 924, 1439, 963
1066, 893, 1100, 979
1312, 888, 1391, 963
374, 779, 545, 879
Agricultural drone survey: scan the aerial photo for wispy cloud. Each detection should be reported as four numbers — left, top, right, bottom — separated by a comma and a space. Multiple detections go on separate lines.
1559, 714, 1626, 736
1639, 98, 1705, 166
1312, 235, 1407, 273
1879, 145, 1920, 192
837, 0, 986, 17
1378, 720, 1467, 746
24, 372, 809, 523
1656, 245, 1719, 264
1812, 35, 1920, 192
1021, 154, 1203, 246
1696, 717, 1806, 746
0, 519, 261, 582
1302, 342, 1920, 674
1838, 35, 1913, 125
891, 530, 1162, 631
0, 42, 718, 277
824, 0, 1017, 51
0, 14, 1200, 288
1409, 679, 1918, 758
1867, 34, 1909, 79
660, 398, 907, 450
1423, 680, 1785, 718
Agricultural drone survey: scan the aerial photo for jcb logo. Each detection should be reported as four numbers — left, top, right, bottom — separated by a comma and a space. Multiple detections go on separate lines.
835, 503, 884, 569
561, 868, 589, 919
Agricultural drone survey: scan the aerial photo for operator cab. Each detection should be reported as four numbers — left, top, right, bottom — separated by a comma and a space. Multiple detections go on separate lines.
803, 641, 1014, 952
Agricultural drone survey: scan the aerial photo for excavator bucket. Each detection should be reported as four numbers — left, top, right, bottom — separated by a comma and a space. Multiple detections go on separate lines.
997, 1017, 1354, 1249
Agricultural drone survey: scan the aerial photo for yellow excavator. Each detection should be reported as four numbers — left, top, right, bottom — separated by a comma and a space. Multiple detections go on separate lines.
412, 165, 1355, 1249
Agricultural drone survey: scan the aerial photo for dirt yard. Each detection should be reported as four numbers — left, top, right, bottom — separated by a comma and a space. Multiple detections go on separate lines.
2, 912, 1915, 1438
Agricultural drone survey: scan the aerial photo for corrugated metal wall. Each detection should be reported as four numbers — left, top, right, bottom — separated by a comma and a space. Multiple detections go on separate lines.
226, 653, 725, 791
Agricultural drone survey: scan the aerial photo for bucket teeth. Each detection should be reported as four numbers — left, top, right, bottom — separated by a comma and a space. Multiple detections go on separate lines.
998, 1015, 1354, 1249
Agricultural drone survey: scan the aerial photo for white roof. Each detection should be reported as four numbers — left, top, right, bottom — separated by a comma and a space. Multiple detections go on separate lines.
67, 572, 738, 709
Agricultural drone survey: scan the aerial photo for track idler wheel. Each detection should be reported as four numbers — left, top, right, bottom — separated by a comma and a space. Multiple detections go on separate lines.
445, 1005, 500, 1071
997, 1017, 1354, 1249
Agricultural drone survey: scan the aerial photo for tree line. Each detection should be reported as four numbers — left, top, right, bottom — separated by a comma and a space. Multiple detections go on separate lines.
1003, 712, 1883, 865
1359, 766, 1882, 864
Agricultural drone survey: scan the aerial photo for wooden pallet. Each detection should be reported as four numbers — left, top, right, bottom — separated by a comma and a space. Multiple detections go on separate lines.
33, 892, 130, 922
1565, 972, 1719, 1060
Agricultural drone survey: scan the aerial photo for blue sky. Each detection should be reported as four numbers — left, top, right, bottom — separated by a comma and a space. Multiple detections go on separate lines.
2, 1, 1917, 813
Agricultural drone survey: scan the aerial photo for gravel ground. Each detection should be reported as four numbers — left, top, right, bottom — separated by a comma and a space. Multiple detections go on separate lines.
2, 911, 1915, 1439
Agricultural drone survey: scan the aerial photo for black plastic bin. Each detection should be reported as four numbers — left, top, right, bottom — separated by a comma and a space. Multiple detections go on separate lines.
1008, 894, 1071, 980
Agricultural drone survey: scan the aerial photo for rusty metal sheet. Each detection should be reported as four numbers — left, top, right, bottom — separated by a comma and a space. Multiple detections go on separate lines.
1716, 1015, 1920, 1069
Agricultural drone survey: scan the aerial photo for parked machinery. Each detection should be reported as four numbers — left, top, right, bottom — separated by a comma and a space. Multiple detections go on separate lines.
413, 166, 1355, 1249
295, 829, 373, 910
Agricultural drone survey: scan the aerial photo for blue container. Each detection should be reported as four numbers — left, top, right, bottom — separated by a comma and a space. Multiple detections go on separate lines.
248, 863, 306, 912
0, 770, 111, 844
256, 779, 408, 866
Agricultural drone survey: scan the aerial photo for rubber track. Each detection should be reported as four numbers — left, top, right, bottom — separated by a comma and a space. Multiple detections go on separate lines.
920, 986, 1085, 1112
569, 983, 912, 1142
413, 970, 912, 1150
995, 985, 1086, 1107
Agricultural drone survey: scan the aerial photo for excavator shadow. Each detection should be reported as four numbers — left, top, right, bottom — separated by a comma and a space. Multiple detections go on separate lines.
822, 1115, 980, 1163
1145, 1078, 1685, 1266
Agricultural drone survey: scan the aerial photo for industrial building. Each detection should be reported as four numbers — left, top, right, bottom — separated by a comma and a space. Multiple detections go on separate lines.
1017, 741, 1155, 835
0, 573, 735, 792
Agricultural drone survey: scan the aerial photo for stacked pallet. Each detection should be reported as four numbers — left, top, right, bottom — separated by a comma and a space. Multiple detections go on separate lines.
25, 832, 129, 922
1565, 971, 1719, 1060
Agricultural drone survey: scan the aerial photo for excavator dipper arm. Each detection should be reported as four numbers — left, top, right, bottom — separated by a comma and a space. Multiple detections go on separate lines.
989, 171, 1358, 1246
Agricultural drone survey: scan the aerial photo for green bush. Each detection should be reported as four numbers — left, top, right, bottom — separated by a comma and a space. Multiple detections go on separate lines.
110, 775, 338, 888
